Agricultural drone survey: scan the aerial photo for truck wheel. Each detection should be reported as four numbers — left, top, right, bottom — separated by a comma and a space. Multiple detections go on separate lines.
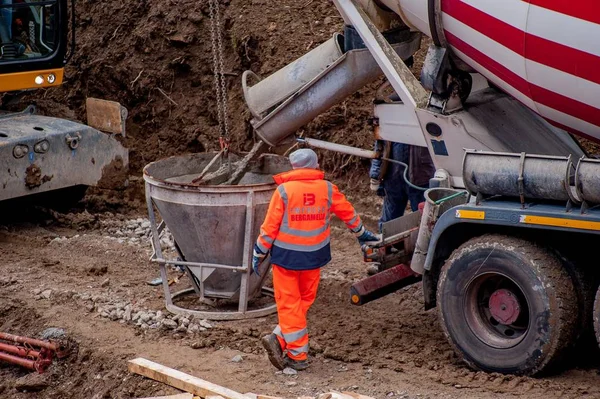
436, 234, 578, 376
592, 286, 600, 351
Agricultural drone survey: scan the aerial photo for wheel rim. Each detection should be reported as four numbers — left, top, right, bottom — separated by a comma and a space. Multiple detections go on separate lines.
464, 272, 530, 349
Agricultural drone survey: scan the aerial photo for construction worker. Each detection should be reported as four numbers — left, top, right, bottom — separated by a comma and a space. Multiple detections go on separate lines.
370, 140, 434, 227
253, 148, 379, 371
368, 140, 435, 274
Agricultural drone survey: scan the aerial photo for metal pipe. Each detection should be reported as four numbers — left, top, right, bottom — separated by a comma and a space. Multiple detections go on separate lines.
0, 332, 59, 352
0, 351, 37, 371
297, 137, 429, 191
296, 137, 377, 159
0, 342, 41, 359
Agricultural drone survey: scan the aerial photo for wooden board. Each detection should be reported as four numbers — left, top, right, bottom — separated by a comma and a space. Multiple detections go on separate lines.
136, 394, 194, 399
128, 358, 251, 399
86, 97, 127, 135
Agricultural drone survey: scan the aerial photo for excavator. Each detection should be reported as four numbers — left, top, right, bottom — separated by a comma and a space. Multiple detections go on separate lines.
241, 0, 600, 377
0, 0, 127, 204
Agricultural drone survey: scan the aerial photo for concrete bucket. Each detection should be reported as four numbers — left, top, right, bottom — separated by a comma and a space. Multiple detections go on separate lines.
143, 152, 292, 320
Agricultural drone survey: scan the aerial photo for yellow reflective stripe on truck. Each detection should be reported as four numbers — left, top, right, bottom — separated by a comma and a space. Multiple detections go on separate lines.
519, 215, 600, 231
455, 210, 485, 220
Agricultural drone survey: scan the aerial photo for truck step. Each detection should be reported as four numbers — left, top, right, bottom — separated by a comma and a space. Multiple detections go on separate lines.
350, 264, 421, 306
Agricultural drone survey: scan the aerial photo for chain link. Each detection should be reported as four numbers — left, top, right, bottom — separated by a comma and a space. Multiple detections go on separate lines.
208, 0, 230, 145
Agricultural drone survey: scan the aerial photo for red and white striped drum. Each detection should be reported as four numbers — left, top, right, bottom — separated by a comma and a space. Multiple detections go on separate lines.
381, 0, 600, 143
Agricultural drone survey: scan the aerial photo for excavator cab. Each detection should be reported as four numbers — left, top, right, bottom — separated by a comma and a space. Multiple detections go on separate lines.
0, 0, 69, 92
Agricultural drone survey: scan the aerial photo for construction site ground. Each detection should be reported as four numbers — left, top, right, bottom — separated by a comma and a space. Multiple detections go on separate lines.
1, 200, 600, 399
3, 0, 600, 397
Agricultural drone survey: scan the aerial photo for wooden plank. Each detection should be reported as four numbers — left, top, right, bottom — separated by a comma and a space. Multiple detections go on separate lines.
128, 358, 251, 399
86, 97, 127, 135
136, 394, 193, 399
341, 393, 376, 399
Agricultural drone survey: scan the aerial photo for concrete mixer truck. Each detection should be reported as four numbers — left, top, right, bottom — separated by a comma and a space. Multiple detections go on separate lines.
241, 0, 600, 377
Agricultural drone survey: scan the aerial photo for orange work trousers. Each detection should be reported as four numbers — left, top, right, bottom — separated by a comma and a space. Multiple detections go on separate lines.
272, 264, 321, 361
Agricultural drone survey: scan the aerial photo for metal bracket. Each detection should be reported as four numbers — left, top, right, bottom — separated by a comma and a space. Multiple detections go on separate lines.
517, 152, 526, 208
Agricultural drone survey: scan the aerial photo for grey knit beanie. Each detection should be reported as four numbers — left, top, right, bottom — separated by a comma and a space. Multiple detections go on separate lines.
289, 149, 319, 169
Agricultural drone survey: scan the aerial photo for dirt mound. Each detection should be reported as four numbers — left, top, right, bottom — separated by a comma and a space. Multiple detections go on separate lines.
9, 1, 427, 201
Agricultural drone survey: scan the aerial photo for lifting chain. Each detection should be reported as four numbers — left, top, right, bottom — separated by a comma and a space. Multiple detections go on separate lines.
208, 0, 231, 157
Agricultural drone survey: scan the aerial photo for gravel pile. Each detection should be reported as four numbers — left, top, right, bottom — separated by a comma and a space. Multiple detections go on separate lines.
50, 218, 176, 252
33, 288, 215, 337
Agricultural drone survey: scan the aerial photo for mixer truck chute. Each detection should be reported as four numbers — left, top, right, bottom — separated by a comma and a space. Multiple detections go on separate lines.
241, 0, 600, 376
0, 0, 128, 204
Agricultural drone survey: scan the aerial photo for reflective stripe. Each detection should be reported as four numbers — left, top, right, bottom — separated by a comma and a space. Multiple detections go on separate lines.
280, 222, 330, 237
282, 328, 307, 343
261, 233, 274, 244
348, 213, 359, 227
350, 221, 364, 234
273, 237, 331, 252
278, 185, 291, 231
278, 185, 288, 202
288, 344, 309, 356
326, 181, 333, 208
273, 325, 283, 338
256, 240, 269, 254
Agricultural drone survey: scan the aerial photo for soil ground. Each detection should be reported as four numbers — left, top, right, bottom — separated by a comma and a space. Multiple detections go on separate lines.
2, 0, 600, 398
1, 204, 600, 399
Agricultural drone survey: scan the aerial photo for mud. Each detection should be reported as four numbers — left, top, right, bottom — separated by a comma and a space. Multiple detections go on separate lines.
1, 209, 600, 399
2, 0, 600, 397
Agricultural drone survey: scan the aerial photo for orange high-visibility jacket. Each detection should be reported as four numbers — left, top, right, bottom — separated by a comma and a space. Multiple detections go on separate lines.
255, 168, 363, 270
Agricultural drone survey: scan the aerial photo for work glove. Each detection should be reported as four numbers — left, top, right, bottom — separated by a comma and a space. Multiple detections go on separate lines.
354, 225, 381, 244
369, 178, 380, 192
252, 244, 266, 277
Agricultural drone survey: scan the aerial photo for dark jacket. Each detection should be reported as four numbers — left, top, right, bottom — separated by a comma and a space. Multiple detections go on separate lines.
370, 141, 435, 191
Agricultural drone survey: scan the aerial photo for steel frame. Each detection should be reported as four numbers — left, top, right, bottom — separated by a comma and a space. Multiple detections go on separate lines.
145, 185, 278, 321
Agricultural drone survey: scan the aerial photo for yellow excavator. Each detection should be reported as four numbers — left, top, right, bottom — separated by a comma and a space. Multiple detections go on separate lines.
0, 0, 127, 204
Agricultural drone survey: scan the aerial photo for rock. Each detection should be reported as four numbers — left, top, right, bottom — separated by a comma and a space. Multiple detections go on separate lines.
101, 311, 109, 318
283, 367, 297, 376
101, 279, 110, 288
231, 355, 243, 363
140, 313, 151, 323
161, 319, 177, 330
149, 323, 161, 329
110, 310, 119, 321
40, 290, 52, 299
32, 288, 41, 295
156, 311, 163, 319
198, 319, 212, 329
117, 310, 124, 319
324, 16, 333, 24
86, 304, 95, 312
132, 312, 142, 322
14, 373, 49, 392
142, 221, 151, 228
140, 324, 149, 331
285, 381, 298, 387
181, 317, 190, 327
176, 325, 188, 333
123, 308, 132, 321
188, 325, 200, 334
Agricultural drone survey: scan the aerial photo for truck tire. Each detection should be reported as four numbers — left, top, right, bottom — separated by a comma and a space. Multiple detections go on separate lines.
436, 234, 578, 376
592, 286, 600, 352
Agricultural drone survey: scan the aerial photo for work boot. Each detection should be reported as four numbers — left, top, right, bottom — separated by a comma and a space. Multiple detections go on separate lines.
285, 356, 309, 371
261, 334, 286, 370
